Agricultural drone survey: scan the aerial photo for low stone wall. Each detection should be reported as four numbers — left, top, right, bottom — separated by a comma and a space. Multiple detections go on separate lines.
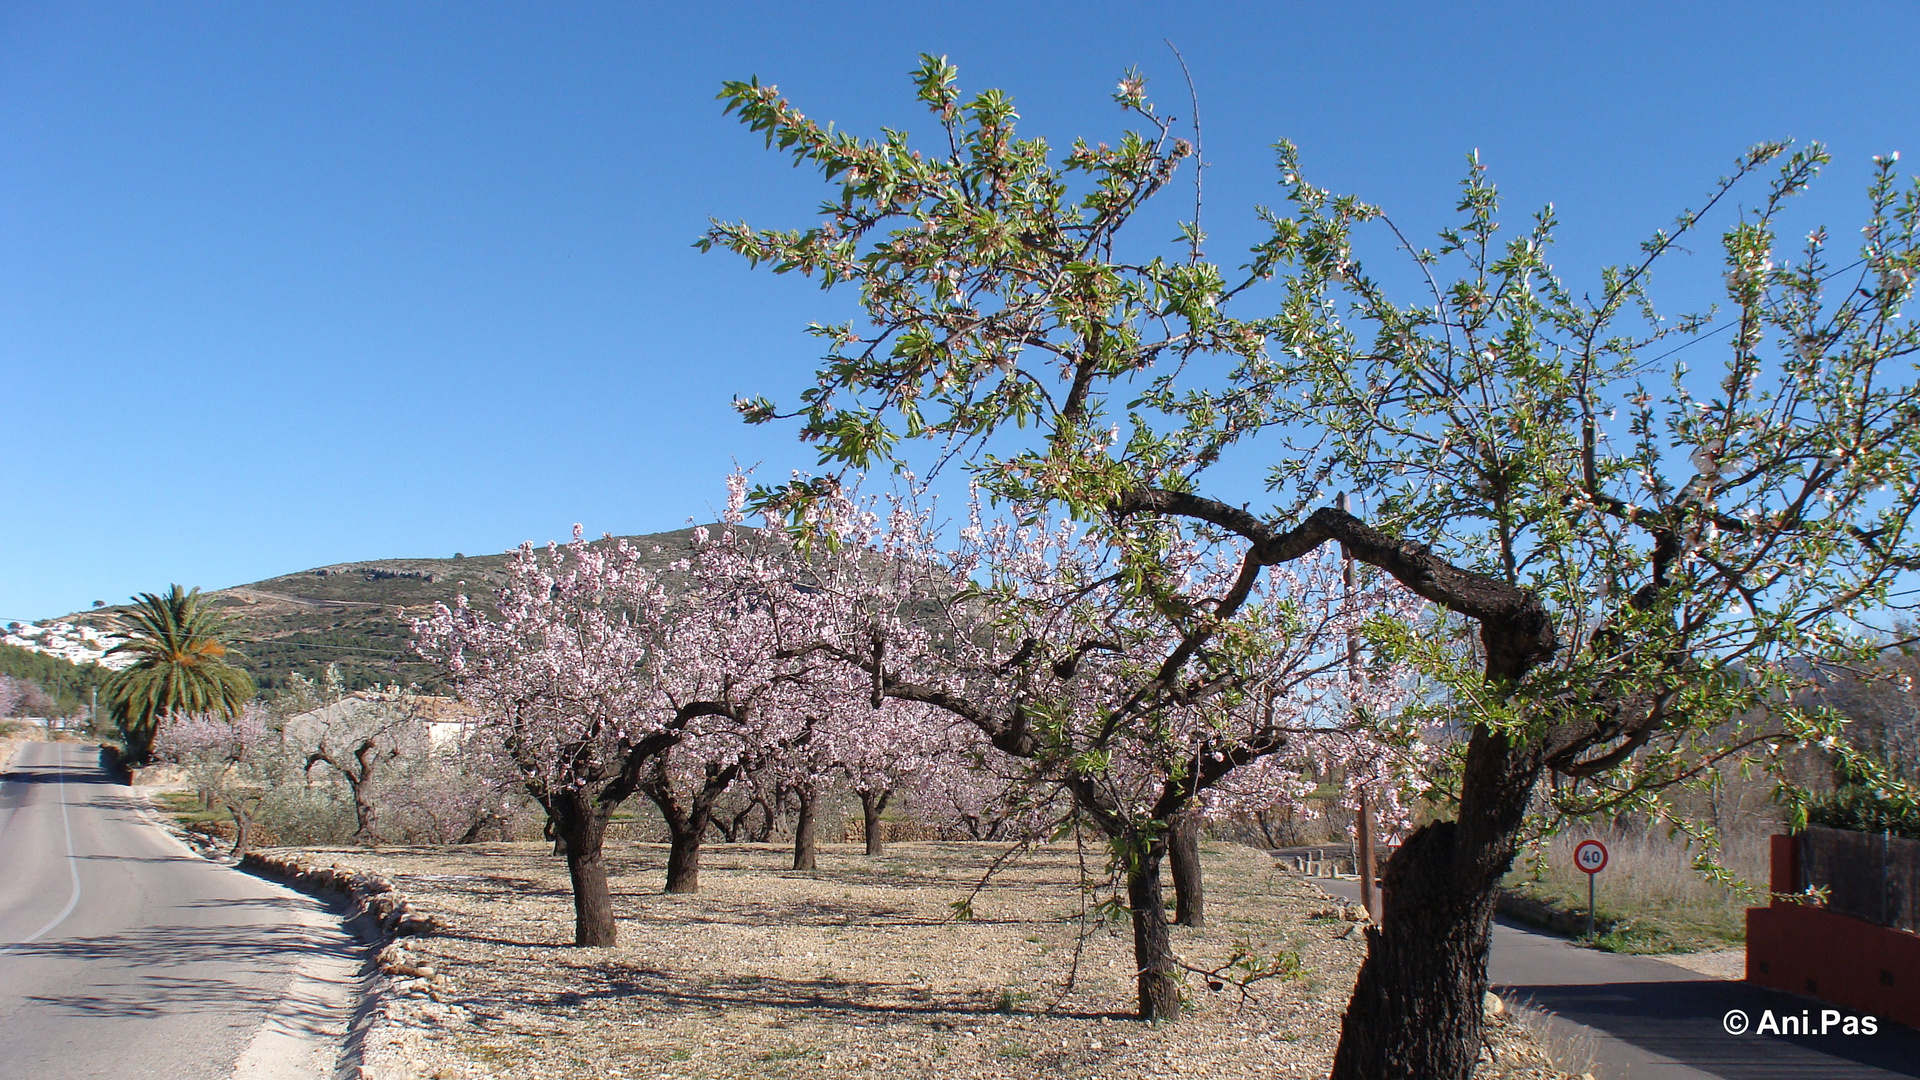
239, 850, 445, 938
1494, 889, 1616, 938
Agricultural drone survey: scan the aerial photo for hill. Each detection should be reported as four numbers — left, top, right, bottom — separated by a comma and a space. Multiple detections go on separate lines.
55, 528, 713, 693
0, 643, 109, 717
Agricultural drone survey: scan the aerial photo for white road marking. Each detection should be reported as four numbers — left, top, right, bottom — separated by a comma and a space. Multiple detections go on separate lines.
0, 746, 84, 952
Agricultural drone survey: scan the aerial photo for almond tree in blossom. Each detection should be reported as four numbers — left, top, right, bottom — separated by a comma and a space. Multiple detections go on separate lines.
706, 58, 1920, 1075
0, 675, 26, 718
634, 729, 764, 892
388, 729, 530, 844
836, 698, 962, 856
749, 482, 1425, 1021
414, 501, 896, 935
153, 704, 279, 855
413, 529, 743, 944
905, 739, 1058, 842
635, 505, 864, 889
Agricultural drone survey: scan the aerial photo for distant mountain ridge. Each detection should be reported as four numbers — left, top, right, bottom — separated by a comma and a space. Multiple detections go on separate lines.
53, 526, 714, 693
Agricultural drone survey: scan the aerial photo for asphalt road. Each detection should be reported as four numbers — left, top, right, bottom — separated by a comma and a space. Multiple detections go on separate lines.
0, 742, 358, 1080
1312, 876, 1920, 1079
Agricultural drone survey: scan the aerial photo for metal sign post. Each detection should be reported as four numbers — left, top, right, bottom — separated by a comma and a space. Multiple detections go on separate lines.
1574, 839, 1609, 939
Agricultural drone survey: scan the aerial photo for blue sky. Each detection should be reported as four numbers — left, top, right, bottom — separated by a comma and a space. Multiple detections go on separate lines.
3, 2, 1916, 620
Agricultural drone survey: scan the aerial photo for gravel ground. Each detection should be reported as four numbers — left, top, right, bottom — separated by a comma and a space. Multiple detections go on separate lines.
1649, 946, 1746, 980
284, 839, 1582, 1080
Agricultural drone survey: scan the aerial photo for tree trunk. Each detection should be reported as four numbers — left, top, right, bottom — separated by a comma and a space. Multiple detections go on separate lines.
347, 778, 381, 845
792, 785, 818, 870
1329, 728, 1541, 1080
1125, 839, 1181, 1021
643, 761, 741, 895
550, 791, 617, 946
1254, 808, 1279, 849
665, 816, 706, 893
719, 797, 758, 843
1169, 810, 1204, 928
458, 810, 502, 844
224, 799, 255, 857
1356, 789, 1378, 922
859, 788, 891, 856
749, 797, 776, 843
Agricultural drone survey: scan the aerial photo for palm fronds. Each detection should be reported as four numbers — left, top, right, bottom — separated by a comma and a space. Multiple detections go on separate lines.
102, 585, 255, 764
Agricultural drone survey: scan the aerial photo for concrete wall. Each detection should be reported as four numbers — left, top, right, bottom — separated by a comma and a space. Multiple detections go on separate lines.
1748, 833, 1920, 1028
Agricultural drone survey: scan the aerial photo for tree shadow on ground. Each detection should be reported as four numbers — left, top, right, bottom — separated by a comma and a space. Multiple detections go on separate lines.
8, 920, 334, 965
454, 963, 1126, 1024
616, 894, 1056, 929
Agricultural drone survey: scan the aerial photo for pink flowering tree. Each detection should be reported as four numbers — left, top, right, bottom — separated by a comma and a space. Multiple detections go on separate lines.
904, 726, 1065, 842
0, 675, 25, 719
413, 501, 894, 935
834, 698, 963, 856
152, 704, 278, 855
412, 529, 744, 945
0, 675, 61, 721
744, 481, 1424, 1021
387, 741, 531, 844
630, 502, 863, 889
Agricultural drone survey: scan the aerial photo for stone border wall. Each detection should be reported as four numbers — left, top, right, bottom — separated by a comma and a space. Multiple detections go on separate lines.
1495, 889, 1617, 938
239, 850, 446, 938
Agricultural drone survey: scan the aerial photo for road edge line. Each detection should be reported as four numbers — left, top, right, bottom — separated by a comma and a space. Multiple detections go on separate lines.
0, 743, 84, 952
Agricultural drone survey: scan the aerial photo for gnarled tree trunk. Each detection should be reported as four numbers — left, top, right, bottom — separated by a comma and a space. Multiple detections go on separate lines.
642, 761, 740, 895
749, 797, 777, 843
548, 789, 617, 946
792, 784, 818, 870
858, 788, 891, 855
664, 816, 707, 893
1329, 728, 1542, 1080
458, 810, 503, 844
1169, 810, 1204, 928
346, 777, 380, 845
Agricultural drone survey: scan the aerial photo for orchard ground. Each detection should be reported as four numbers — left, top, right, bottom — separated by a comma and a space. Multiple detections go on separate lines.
300, 839, 1581, 1080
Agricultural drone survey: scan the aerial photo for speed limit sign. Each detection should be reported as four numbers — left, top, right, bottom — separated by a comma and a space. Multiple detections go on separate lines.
1574, 839, 1608, 874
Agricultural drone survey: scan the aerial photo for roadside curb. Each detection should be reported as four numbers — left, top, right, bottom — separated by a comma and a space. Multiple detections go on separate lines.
130, 789, 449, 1080
238, 851, 451, 1080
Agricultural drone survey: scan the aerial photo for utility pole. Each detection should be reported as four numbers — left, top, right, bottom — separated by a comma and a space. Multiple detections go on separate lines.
1339, 493, 1378, 924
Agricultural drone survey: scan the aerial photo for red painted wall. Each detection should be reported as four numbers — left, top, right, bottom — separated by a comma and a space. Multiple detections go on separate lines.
1747, 834, 1920, 1028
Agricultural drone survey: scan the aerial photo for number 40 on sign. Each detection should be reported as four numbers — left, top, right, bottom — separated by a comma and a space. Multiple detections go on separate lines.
1574, 839, 1607, 939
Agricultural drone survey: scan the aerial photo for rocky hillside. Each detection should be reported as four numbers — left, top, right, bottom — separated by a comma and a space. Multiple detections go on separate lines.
59, 528, 712, 693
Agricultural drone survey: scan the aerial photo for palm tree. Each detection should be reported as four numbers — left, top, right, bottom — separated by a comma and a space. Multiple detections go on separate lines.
103, 585, 254, 765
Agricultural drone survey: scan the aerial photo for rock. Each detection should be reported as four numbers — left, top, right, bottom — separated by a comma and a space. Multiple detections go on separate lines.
1483, 991, 1505, 1016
